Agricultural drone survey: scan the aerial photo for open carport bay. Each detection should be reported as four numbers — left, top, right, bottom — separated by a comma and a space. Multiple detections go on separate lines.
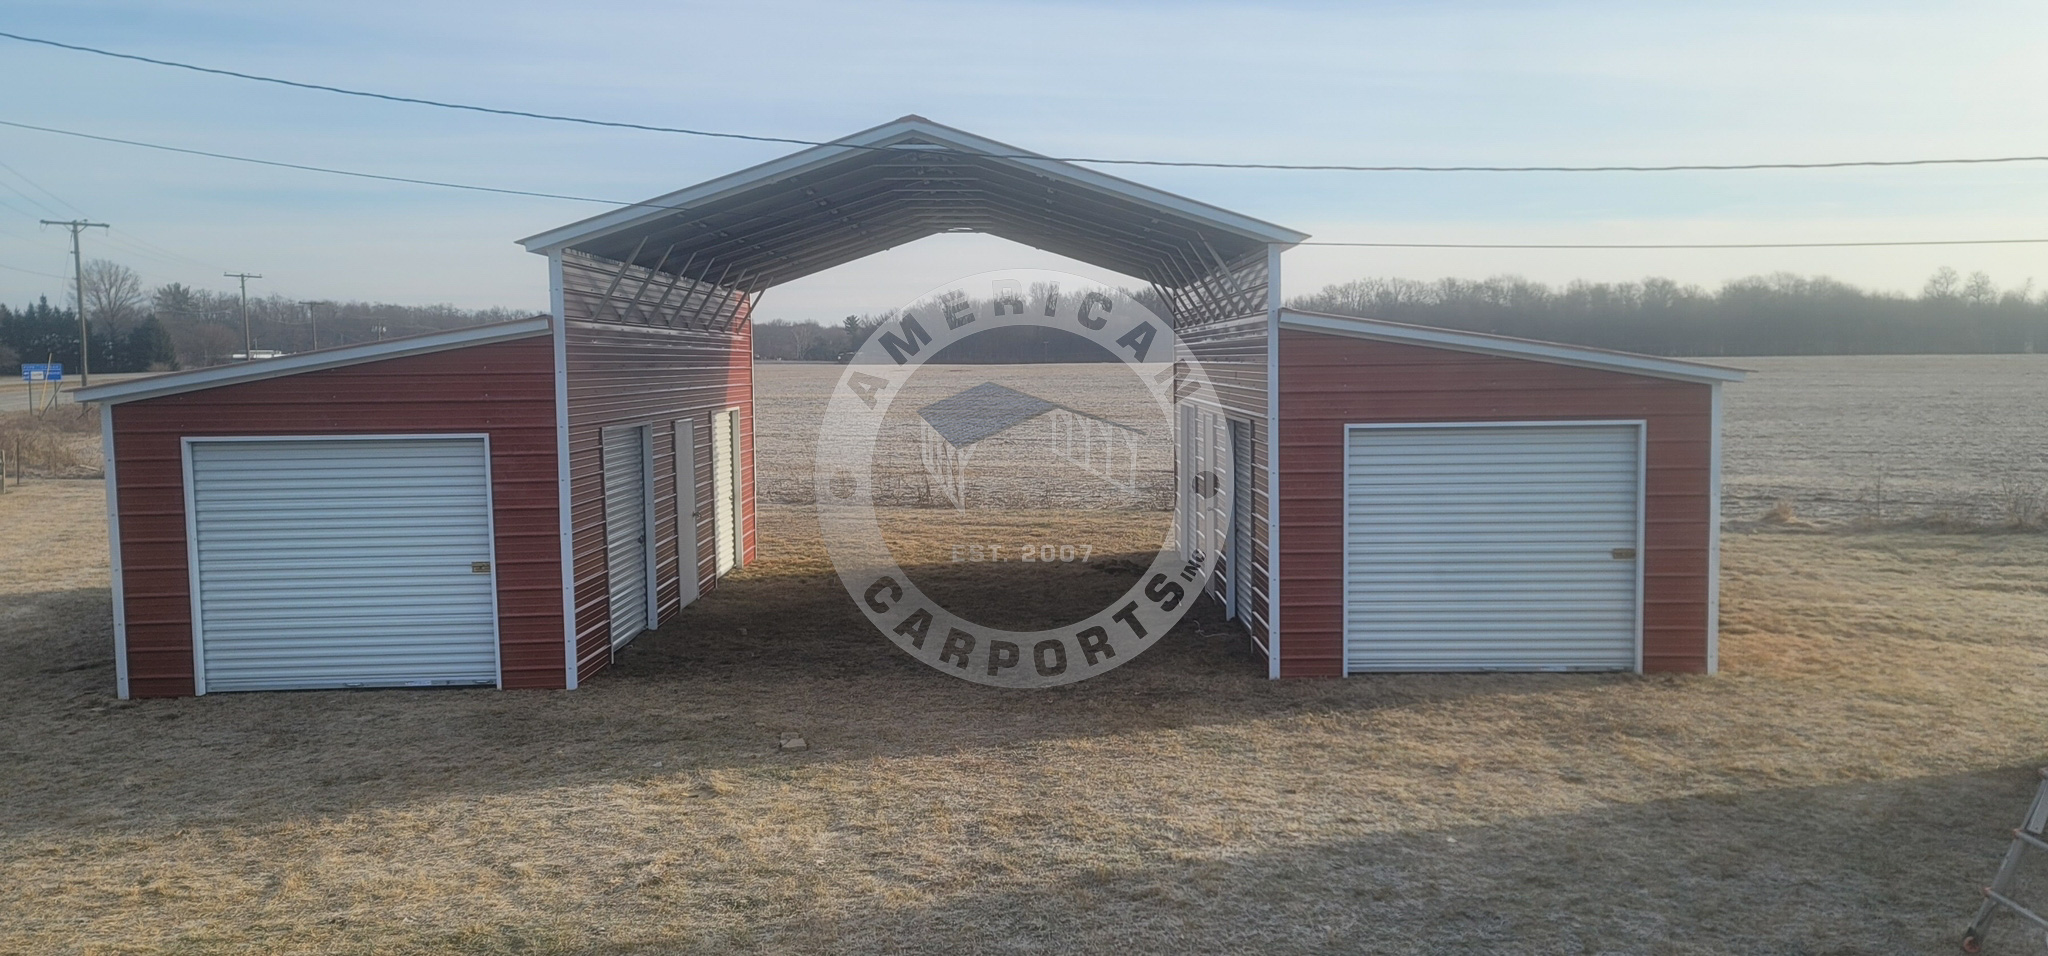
2, 477, 2045, 954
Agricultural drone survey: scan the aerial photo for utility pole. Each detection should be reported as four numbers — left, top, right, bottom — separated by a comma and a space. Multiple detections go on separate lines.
225, 272, 262, 360
40, 219, 109, 387
299, 300, 320, 350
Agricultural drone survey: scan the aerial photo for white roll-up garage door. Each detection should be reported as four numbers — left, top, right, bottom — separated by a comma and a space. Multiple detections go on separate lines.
1344, 422, 1642, 672
604, 425, 651, 648
186, 436, 499, 693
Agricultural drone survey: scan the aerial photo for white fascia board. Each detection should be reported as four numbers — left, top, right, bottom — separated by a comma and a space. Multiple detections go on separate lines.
75, 317, 553, 405
1278, 309, 1748, 385
516, 118, 1309, 255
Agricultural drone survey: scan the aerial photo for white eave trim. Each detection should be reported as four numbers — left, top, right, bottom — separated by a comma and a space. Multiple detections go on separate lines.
515, 117, 1310, 254
1278, 309, 1748, 385
74, 317, 553, 405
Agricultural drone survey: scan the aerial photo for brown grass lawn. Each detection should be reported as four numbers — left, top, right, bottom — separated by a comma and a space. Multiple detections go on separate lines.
3, 478, 2046, 954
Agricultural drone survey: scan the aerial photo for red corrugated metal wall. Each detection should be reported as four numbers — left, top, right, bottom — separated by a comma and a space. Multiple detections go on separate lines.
109, 334, 564, 697
1277, 328, 1715, 677
563, 320, 754, 685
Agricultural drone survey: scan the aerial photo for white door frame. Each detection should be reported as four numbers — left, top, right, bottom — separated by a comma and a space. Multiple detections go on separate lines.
712, 406, 743, 575
674, 417, 701, 607
602, 423, 659, 649
1341, 419, 1647, 675
180, 433, 503, 695
1225, 415, 1254, 621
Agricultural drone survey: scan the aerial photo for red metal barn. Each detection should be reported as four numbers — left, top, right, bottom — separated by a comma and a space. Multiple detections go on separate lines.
1267, 310, 1744, 676
78, 116, 1742, 698
82, 297, 755, 697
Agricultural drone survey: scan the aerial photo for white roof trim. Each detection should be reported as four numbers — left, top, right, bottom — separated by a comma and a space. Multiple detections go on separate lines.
75, 316, 553, 405
1279, 309, 1748, 384
516, 116, 1310, 253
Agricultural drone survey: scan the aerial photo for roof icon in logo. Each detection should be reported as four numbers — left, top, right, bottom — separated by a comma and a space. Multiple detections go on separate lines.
914, 382, 1145, 509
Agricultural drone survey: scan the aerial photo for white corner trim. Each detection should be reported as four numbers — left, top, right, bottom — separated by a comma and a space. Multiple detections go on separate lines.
516, 117, 1309, 254
1278, 309, 1748, 385
1706, 382, 1725, 675
102, 407, 130, 699
75, 317, 552, 405
479, 434, 506, 691
1265, 242, 1284, 680
179, 438, 205, 696
550, 250, 579, 691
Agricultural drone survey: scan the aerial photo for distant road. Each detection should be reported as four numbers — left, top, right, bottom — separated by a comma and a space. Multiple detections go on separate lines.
0, 373, 158, 414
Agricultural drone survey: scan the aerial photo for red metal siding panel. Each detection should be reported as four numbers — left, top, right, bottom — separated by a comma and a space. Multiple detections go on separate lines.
110, 335, 564, 697
1277, 329, 1715, 677
563, 318, 754, 685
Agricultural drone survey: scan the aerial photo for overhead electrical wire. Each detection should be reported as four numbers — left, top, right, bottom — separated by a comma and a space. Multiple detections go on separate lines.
0, 260, 68, 279
6, 30, 2048, 174
4, 117, 2046, 252
0, 156, 86, 216
0, 153, 225, 271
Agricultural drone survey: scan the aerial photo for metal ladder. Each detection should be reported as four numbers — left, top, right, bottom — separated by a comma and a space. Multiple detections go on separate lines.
1965, 768, 2048, 952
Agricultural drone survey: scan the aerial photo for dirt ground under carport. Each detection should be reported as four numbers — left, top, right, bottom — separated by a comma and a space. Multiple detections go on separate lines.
2, 477, 2045, 954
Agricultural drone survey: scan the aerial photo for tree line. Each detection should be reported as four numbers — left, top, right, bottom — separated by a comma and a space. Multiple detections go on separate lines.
0, 260, 535, 374
1286, 268, 2048, 356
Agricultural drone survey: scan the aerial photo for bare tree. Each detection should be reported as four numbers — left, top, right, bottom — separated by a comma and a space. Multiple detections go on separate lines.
78, 259, 145, 335
1922, 266, 1961, 300
1962, 270, 1998, 305
173, 322, 239, 369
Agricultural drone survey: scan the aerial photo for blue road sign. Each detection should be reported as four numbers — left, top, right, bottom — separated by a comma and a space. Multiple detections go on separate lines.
21, 363, 61, 382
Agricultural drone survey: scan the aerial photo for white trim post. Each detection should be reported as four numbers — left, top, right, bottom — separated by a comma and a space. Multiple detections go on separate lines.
550, 249, 579, 689
1265, 241, 1283, 680
480, 433, 506, 690
178, 438, 206, 695
1706, 382, 1724, 675
102, 407, 130, 699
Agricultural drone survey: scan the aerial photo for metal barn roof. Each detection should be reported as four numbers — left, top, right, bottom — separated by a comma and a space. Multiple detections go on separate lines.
519, 116, 1308, 289
1278, 309, 1749, 385
73, 316, 553, 405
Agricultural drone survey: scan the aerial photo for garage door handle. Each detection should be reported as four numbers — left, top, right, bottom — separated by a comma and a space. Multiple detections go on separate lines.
1611, 548, 1636, 560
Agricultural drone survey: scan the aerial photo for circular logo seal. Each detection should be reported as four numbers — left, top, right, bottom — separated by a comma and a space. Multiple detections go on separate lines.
815, 269, 1233, 687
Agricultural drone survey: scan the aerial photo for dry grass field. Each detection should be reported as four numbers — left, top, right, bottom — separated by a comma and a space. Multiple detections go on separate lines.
3, 471, 2047, 953
1723, 354, 2048, 525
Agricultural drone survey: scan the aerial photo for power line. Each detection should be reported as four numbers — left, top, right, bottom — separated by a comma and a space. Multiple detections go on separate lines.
1298, 238, 2048, 250
0, 118, 633, 205
0, 260, 68, 280
0, 171, 63, 218
0, 157, 87, 216
7, 30, 2048, 175
0, 153, 223, 271
5, 117, 2048, 252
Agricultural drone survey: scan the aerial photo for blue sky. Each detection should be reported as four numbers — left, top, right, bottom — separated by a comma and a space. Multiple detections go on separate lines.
1, 0, 2045, 318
